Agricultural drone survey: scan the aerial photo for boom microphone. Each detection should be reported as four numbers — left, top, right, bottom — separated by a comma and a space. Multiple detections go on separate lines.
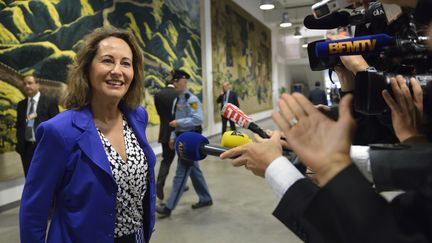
221, 103, 270, 139
175, 132, 230, 161
304, 12, 350, 29
315, 33, 394, 57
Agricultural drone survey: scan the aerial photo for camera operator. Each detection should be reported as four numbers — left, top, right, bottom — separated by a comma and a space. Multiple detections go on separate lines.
332, 50, 427, 143
329, 44, 400, 145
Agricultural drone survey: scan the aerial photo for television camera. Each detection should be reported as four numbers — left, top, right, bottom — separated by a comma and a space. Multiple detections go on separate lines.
306, 1, 432, 115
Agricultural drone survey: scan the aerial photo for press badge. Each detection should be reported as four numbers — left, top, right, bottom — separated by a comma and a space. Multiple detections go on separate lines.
27, 119, 34, 127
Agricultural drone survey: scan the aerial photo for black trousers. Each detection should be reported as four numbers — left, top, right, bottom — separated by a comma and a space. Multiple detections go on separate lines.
221, 116, 236, 134
156, 142, 176, 188
20, 141, 37, 177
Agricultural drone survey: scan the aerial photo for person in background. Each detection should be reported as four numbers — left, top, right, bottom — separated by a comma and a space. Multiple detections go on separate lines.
15, 75, 59, 177
156, 70, 212, 218
19, 27, 156, 243
154, 70, 177, 200
308, 81, 328, 106
216, 82, 240, 134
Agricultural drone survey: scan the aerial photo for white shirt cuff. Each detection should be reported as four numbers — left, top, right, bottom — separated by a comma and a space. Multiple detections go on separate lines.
265, 156, 304, 200
350, 145, 373, 182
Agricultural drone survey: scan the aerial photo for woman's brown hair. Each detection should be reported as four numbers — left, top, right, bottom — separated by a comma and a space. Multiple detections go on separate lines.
62, 26, 144, 109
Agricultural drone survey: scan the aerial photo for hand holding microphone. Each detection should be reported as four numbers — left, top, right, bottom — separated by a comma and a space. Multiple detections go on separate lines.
221, 131, 252, 148
221, 103, 272, 139
220, 131, 283, 177
220, 103, 310, 173
175, 131, 252, 161
221, 103, 289, 143
175, 131, 302, 177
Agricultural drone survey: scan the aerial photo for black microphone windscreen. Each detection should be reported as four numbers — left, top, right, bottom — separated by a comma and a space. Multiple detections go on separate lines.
304, 11, 350, 29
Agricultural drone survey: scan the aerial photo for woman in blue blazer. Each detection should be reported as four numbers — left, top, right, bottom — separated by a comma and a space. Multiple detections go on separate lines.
19, 27, 156, 243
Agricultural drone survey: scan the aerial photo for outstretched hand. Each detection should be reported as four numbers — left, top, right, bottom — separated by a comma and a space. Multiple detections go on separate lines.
272, 93, 356, 186
382, 75, 423, 142
220, 131, 283, 178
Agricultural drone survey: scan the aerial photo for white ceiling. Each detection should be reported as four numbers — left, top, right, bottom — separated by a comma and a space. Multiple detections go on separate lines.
277, 0, 317, 8
261, 0, 318, 26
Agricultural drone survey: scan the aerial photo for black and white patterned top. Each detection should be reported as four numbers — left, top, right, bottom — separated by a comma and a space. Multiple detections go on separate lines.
97, 117, 148, 238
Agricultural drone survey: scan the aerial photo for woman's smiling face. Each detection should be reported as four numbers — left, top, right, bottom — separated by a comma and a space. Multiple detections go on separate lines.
89, 36, 134, 103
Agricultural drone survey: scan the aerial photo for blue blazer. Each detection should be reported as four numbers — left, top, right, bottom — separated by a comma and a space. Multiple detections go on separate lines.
19, 105, 156, 243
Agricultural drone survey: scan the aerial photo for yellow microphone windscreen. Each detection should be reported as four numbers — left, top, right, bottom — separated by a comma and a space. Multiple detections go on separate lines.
221, 131, 252, 148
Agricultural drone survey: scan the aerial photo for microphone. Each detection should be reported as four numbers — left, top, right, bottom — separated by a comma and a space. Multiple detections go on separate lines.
175, 132, 230, 161
315, 33, 394, 57
175, 131, 253, 161
221, 131, 252, 148
221, 103, 270, 139
304, 12, 350, 30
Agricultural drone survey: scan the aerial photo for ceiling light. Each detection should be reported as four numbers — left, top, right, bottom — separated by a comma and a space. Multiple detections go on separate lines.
259, 0, 275, 10
293, 26, 303, 39
279, 12, 292, 28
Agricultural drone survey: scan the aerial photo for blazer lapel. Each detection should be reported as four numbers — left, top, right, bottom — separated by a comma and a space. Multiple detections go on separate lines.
73, 106, 113, 177
122, 105, 155, 168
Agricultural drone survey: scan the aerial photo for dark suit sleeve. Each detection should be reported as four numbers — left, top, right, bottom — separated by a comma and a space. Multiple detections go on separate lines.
216, 94, 223, 104
322, 92, 328, 106
232, 92, 239, 108
48, 98, 59, 118
303, 164, 430, 243
273, 178, 324, 243
15, 101, 25, 154
370, 144, 432, 192
154, 94, 162, 115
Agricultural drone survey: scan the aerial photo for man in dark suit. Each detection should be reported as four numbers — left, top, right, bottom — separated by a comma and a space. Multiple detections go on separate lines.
16, 75, 59, 177
154, 71, 178, 200
308, 81, 328, 106
216, 82, 240, 134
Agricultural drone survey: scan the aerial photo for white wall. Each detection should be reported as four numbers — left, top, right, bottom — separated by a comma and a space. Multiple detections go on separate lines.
276, 28, 328, 96
233, 0, 265, 23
